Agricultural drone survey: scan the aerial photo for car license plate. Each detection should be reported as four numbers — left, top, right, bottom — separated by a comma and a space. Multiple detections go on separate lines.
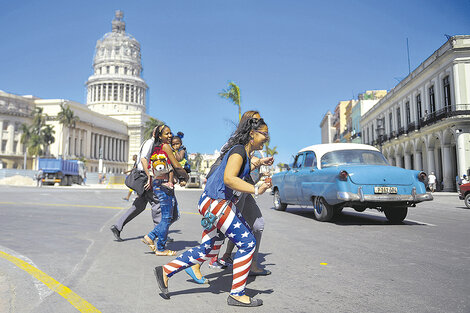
374, 186, 398, 194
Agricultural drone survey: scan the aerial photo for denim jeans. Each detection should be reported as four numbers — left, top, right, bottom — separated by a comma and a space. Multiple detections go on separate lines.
147, 180, 178, 251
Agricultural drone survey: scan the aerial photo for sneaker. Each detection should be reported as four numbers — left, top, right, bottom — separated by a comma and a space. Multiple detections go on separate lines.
208, 256, 224, 269
122, 197, 129, 201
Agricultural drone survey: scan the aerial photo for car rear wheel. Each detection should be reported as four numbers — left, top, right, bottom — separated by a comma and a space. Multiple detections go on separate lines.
384, 206, 408, 223
273, 189, 287, 211
465, 194, 470, 209
313, 197, 334, 222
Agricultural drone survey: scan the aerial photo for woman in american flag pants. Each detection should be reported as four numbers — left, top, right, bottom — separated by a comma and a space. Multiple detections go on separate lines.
154, 118, 272, 307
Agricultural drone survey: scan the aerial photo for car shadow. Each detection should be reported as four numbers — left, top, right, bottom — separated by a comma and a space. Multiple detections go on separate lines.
277, 206, 428, 226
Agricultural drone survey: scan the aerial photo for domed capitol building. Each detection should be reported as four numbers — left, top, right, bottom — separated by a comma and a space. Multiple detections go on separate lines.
0, 11, 152, 172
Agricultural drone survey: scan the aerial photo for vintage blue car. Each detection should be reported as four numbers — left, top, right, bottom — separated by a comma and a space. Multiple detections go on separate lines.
272, 143, 433, 223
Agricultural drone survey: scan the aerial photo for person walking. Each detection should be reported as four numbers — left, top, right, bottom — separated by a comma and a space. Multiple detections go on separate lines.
154, 118, 271, 307
141, 124, 189, 256
208, 111, 273, 276
109, 126, 165, 241
36, 169, 44, 187
428, 171, 437, 192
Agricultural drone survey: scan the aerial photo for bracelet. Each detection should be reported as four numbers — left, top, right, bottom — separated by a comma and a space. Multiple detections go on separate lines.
254, 185, 259, 197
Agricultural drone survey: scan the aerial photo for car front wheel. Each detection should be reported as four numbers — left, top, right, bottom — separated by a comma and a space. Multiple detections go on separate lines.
313, 197, 334, 222
273, 189, 287, 211
384, 206, 408, 223
465, 194, 470, 209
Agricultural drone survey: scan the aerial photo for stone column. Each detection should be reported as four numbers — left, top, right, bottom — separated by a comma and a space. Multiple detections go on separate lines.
6, 123, 14, 154
456, 132, 469, 177
441, 145, 454, 191
427, 148, 435, 174
414, 151, 423, 171
395, 153, 403, 168
404, 153, 412, 170
434, 147, 442, 184
0, 121, 4, 152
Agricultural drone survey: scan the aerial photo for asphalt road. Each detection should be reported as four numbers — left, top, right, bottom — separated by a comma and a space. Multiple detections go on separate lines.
0, 185, 469, 313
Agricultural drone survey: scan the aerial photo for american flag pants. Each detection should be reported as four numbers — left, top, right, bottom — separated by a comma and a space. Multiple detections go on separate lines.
163, 194, 256, 296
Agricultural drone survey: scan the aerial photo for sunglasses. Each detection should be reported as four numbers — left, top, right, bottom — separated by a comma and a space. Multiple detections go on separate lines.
255, 130, 270, 140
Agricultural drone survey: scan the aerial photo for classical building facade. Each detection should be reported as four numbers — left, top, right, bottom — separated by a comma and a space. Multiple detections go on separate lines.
86, 11, 151, 163
0, 90, 129, 173
0, 11, 154, 172
361, 35, 470, 191
0, 91, 33, 169
320, 111, 335, 144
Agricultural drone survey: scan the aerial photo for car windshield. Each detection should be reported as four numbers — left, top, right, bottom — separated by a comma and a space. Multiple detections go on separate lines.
321, 149, 389, 168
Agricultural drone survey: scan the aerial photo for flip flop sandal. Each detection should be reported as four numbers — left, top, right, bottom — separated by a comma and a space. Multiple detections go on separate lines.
227, 296, 263, 307
155, 250, 177, 256
185, 266, 209, 284
141, 237, 156, 252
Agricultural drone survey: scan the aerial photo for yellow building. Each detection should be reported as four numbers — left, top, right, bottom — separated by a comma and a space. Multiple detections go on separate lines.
333, 100, 350, 143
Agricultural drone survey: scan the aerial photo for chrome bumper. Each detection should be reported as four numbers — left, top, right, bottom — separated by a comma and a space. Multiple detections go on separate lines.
337, 187, 433, 202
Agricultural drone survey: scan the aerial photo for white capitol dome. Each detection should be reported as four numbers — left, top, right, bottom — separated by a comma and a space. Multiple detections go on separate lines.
86, 10, 148, 115
85, 10, 151, 165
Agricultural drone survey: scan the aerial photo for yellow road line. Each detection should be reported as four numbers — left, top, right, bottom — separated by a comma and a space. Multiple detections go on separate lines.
0, 201, 199, 214
0, 250, 100, 312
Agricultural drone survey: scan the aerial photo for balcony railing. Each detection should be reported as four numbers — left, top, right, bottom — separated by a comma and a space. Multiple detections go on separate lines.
397, 127, 405, 137
418, 104, 470, 128
406, 122, 417, 133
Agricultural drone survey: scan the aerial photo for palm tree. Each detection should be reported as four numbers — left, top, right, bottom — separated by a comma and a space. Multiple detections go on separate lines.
20, 123, 31, 147
41, 124, 55, 156
143, 117, 164, 139
27, 134, 44, 157
218, 81, 242, 121
57, 103, 79, 158
264, 140, 278, 158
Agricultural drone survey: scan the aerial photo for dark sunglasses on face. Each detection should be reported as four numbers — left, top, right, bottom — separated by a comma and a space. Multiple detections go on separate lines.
255, 130, 270, 140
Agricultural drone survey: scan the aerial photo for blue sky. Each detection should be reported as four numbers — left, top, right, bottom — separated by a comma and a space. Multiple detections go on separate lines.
1, 0, 469, 164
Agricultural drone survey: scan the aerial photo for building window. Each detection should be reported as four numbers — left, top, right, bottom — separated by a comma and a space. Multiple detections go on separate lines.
3, 121, 8, 131
443, 76, 451, 108
416, 94, 422, 120
106, 66, 110, 74
1, 140, 6, 152
115, 66, 119, 74
429, 85, 436, 113
405, 101, 411, 125
124, 67, 128, 75
397, 107, 401, 129
14, 140, 18, 153
389, 112, 393, 134
125, 84, 130, 102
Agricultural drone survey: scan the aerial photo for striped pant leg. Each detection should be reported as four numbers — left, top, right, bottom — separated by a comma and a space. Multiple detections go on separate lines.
214, 201, 257, 296
162, 196, 225, 277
